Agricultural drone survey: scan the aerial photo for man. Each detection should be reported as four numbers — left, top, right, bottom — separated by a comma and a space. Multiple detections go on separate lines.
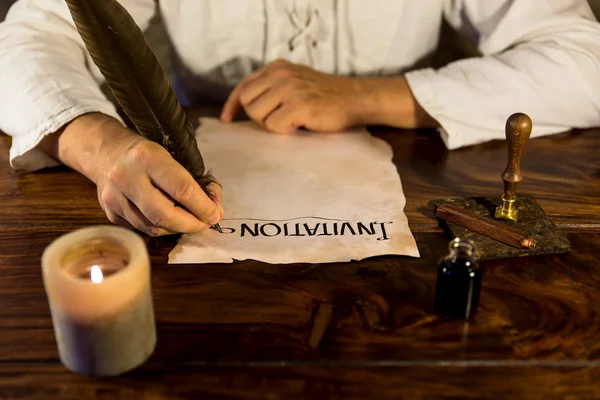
0, 0, 599, 237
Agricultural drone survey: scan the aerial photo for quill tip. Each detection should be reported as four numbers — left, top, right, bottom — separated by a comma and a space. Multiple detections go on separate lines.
212, 223, 223, 233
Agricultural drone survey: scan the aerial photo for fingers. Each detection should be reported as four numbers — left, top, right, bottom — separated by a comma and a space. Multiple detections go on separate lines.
100, 140, 223, 236
221, 59, 295, 123
237, 75, 273, 111
223, 59, 355, 134
242, 86, 284, 125
264, 103, 306, 135
146, 154, 221, 226
211, 182, 223, 205
207, 182, 225, 219
121, 178, 211, 234
221, 67, 269, 122
103, 191, 174, 237
105, 211, 136, 231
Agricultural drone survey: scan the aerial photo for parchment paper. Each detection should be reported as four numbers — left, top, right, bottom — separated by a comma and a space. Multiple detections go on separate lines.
168, 118, 419, 264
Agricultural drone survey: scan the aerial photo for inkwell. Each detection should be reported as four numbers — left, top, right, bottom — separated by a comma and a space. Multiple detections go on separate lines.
434, 238, 482, 319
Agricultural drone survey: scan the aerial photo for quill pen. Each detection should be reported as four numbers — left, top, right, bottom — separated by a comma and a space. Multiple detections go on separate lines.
64, 0, 221, 232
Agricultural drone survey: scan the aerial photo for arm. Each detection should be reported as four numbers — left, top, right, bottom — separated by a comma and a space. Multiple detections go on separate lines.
38, 112, 223, 236
222, 0, 600, 149
0, 0, 155, 170
0, 0, 223, 235
404, 0, 600, 149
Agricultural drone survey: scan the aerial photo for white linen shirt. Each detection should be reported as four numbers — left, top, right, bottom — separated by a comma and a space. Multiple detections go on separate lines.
1, 0, 600, 171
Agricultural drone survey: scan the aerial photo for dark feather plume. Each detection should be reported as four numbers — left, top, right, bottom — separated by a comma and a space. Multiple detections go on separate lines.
64, 0, 216, 194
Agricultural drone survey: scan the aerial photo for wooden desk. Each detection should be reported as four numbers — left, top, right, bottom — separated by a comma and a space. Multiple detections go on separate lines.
1, 110, 599, 399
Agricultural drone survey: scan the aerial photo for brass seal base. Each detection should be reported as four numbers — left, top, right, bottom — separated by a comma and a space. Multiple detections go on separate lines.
494, 194, 518, 222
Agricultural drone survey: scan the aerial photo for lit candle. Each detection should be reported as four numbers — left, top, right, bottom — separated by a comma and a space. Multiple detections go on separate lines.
41, 226, 156, 376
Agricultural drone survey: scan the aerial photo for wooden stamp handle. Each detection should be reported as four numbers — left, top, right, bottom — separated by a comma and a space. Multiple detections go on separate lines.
501, 113, 532, 200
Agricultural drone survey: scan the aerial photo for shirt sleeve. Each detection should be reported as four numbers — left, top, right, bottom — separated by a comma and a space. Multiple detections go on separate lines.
0, 0, 156, 171
404, 0, 600, 149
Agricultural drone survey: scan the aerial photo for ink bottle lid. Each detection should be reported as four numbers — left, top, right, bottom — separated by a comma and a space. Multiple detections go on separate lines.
434, 238, 482, 319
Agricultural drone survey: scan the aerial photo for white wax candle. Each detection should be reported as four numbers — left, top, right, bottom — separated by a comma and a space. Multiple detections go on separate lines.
41, 225, 156, 376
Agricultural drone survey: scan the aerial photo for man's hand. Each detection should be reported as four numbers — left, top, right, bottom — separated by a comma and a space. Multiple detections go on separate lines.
39, 113, 223, 237
220, 59, 438, 132
220, 59, 367, 134
96, 134, 223, 237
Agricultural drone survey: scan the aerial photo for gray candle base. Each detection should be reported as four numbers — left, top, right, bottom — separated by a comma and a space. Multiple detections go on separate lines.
50, 288, 156, 377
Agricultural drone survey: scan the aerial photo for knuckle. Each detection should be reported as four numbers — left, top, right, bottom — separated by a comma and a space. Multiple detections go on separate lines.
272, 58, 289, 67
99, 186, 111, 204
99, 184, 121, 209
106, 164, 127, 188
264, 116, 274, 129
128, 141, 155, 164
174, 180, 198, 203
239, 90, 253, 107
100, 190, 117, 210
271, 67, 295, 80
147, 225, 162, 237
106, 212, 120, 224
151, 211, 174, 229
264, 119, 279, 133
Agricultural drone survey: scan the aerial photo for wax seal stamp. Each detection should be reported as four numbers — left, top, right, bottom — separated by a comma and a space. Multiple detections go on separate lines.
433, 112, 570, 260
494, 113, 532, 222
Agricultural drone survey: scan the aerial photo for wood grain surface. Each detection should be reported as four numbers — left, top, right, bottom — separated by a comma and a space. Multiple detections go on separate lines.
1, 364, 599, 400
1, 108, 599, 232
1, 109, 600, 399
1, 225, 600, 398
2, 227, 600, 362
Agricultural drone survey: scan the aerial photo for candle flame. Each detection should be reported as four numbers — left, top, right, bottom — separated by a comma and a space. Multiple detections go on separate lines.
90, 265, 104, 284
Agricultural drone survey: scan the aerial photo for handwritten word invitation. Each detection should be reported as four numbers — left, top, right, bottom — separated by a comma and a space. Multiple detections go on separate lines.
168, 118, 419, 264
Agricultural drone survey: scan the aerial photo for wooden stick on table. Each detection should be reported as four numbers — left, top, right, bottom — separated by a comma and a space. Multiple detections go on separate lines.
435, 203, 535, 249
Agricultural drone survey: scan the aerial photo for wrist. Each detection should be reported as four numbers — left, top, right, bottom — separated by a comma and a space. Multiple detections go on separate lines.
349, 76, 437, 129
41, 113, 139, 183
347, 77, 387, 126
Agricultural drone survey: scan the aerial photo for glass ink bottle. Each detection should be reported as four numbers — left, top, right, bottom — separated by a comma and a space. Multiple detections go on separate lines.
434, 238, 482, 319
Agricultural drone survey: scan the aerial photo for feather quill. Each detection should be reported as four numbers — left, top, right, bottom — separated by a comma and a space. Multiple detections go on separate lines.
64, 0, 216, 195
